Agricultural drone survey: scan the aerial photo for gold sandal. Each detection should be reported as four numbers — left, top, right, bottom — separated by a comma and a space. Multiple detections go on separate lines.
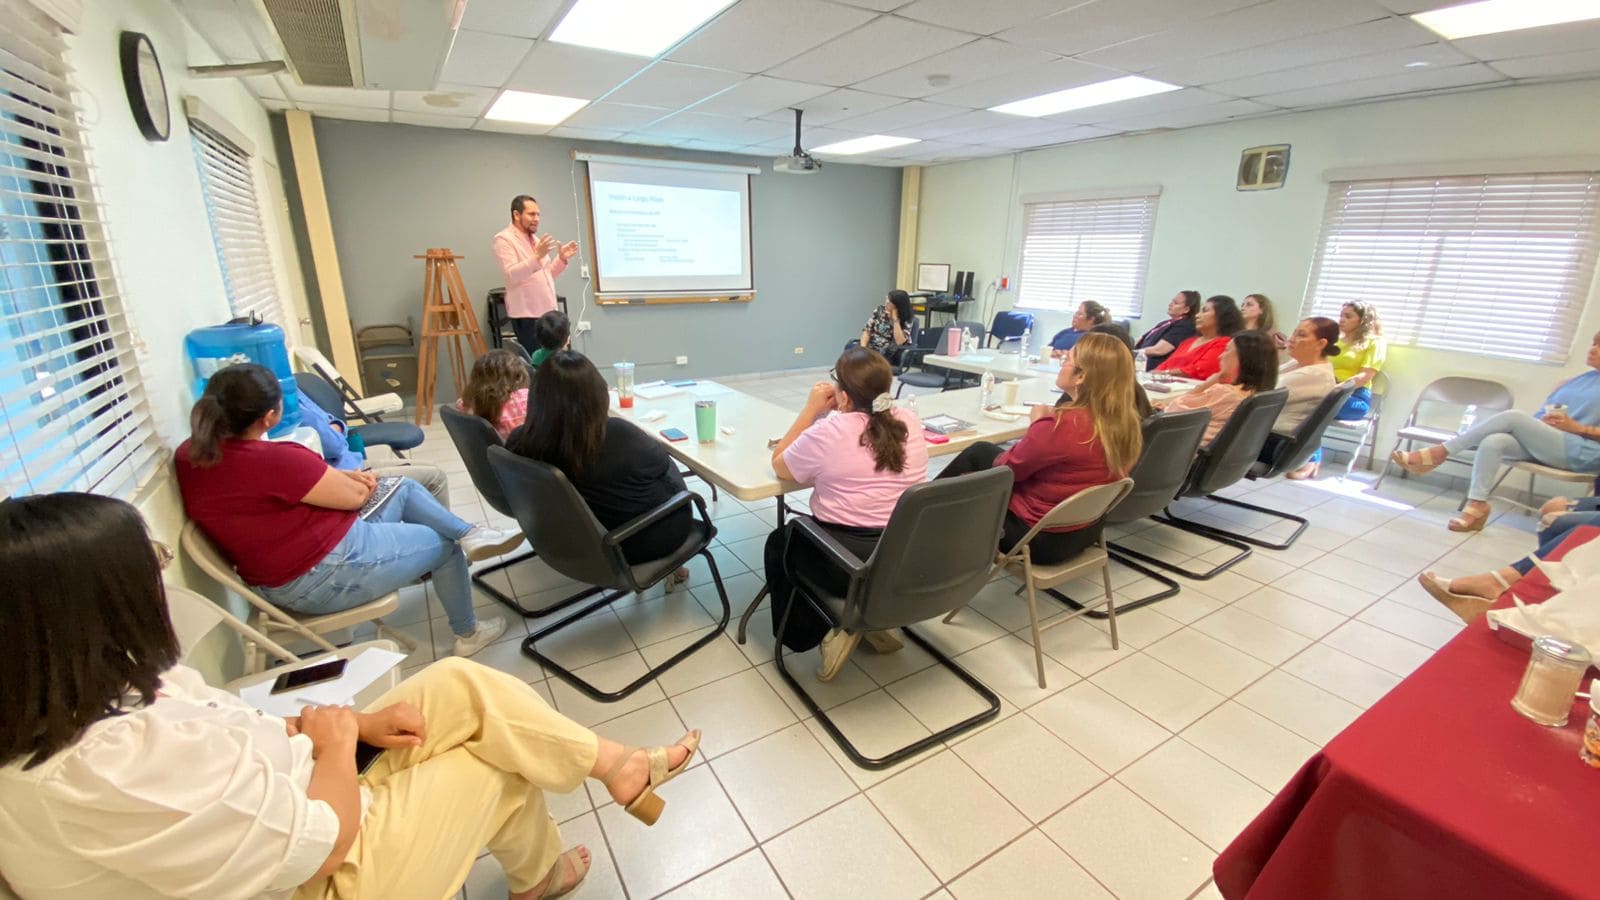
539, 847, 591, 899
602, 731, 700, 826
1417, 571, 1501, 623
1448, 503, 1490, 533
1391, 447, 1444, 476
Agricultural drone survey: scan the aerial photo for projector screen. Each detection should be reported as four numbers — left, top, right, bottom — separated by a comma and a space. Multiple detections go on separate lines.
582, 156, 754, 298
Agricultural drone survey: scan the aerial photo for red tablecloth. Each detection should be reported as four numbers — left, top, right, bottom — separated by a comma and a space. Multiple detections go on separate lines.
1214, 526, 1600, 900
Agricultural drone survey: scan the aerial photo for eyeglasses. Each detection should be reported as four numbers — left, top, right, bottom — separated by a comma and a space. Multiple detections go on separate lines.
151, 540, 174, 570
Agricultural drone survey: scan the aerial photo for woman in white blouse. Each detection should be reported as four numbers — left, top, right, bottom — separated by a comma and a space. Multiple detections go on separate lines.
0, 493, 698, 900
1270, 316, 1340, 478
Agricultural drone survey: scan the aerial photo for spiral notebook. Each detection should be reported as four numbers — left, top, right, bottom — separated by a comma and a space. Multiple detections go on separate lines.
359, 476, 404, 519
922, 414, 976, 435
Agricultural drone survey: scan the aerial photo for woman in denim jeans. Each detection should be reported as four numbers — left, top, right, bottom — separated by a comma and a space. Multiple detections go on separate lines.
175, 365, 521, 657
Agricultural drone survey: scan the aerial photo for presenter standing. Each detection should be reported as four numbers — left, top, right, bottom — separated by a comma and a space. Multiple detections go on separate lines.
493, 194, 579, 352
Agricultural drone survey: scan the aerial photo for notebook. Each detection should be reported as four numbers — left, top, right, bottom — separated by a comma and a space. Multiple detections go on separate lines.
922, 414, 976, 435
359, 476, 404, 519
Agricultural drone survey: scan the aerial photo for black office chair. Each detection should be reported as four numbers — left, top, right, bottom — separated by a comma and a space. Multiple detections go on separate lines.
487, 447, 731, 701
893, 323, 953, 397
1097, 409, 1212, 615
1186, 381, 1361, 550
987, 310, 1034, 349
438, 405, 601, 618
775, 467, 1012, 769
1114, 389, 1289, 581
294, 372, 424, 456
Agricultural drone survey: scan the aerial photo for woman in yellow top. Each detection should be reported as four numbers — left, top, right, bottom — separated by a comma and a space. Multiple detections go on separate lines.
1330, 301, 1386, 421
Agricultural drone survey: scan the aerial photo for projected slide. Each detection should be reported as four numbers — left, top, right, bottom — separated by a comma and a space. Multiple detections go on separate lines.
592, 182, 741, 278
584, 157, 754, 297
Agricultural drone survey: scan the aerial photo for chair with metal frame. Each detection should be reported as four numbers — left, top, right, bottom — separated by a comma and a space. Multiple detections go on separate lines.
1321, 370, 1388, 478
1112, 390, 1289, 582
486, 446, 731, 702
1373, 376, 1515, 489
1100, 409, 1212, 615
986, 310, 1034, 349
438, 404, 600, 619
1185, 381, 1359, 550
295, 371, 425, 456
893, 321, 953, 397
947, 478, 1133, 689
1487, 460, 1598, 513
179, 521, 418, 675
774, 467, 1013, 769
292, 344, 405, 423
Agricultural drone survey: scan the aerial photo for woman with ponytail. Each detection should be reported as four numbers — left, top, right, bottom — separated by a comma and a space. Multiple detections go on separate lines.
176, 364, 520, 658
938, 332, 1143, 564
765, 347, 928, 677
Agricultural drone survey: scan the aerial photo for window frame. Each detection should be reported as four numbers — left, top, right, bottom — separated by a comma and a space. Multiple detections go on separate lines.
1013, 187, 1162, 320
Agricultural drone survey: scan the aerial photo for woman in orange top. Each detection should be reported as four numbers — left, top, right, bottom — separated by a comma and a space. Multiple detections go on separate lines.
1154, 295, 1242, 380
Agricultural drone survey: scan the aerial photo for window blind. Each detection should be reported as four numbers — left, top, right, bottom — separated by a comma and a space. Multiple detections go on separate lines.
1015, 193, 1159, 317
0, 0, 161, 498
1303, 172, 1600, 365
190, 119, 285, 326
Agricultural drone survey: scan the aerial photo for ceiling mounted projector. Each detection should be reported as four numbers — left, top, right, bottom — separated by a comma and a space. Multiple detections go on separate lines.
773, 108, 821, 175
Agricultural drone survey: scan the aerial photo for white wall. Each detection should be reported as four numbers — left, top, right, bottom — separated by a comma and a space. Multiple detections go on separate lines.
63, 0, 308, 677
918, 79, 1600, 448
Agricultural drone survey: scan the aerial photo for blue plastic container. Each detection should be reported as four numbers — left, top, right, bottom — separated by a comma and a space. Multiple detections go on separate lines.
184, 321, 300, 437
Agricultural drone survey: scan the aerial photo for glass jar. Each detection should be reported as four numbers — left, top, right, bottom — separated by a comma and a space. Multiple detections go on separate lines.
613, 361, 635, 409
1511, 636, 1591, 727
1581, 692, 1600, 768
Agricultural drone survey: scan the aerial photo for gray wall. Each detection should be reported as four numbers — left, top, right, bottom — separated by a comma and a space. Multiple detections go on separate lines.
311, 119, 902, 390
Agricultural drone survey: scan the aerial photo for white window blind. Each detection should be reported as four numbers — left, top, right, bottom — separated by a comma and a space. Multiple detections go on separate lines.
189, 119, 284, 326
1016, 192, 1159, 317
1303, 172, 1600, 365
0, 0, 162, 498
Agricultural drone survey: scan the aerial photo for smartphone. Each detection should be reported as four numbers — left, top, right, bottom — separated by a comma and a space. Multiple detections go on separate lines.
270, 658, 348, 694
923, 431, 951, 444
669, 379, 697, 387
660, 427, 689, 442
355, 740, 385, 775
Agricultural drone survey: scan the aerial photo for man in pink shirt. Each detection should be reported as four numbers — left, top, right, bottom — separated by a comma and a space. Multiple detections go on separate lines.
493, 194, 579, 351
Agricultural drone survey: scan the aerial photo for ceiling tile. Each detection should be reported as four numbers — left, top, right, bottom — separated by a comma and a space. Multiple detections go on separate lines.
637, 111, 793, 144
506, 42, 648, 99
1109, 97, 1280, 131
285, 84, 392, 109
474, 119, 554, 135
439, 29, 535, 87
852, 37, 1060, 99
391, 83, 496, 116
888, 140, 984, 162
1075, 0, 1394, 73
757, 87, 904, 124
563, 101, 672, 130
833, 0, 913, 10
765, 16, 975, 86
828, 99, 969, 132
668, 0, 877, 74
303, 104, 391, 123
745, 124, 870, 151
1453, 19, 1600, 61
547, 125, 626, 141
1055, 87, 1235, 125
894, 0, 1076, 36
1204, 42, 1474, 98
458, 0, 564, 39
1254, 62, 1506, 108
1373, 0, 1467, 12
687, 76, 834, 116
922, 108, 1063, 137
392, 111, 475, 129
602, 62, 746, 107
244, 75, 285, 101
995, 0, 1263, 57
1145, 18, 1441, 88
983, 124, 1116, 149
926, 57, 1123, 109
1493, 47, 1600, 79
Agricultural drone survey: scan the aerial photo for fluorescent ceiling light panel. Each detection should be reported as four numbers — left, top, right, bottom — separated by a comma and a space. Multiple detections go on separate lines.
811, 135, 920, 155
485, 90, 589, 125
991, 76, 1182, 117
1412, 0, 1600, 39
550, 0, 738, 57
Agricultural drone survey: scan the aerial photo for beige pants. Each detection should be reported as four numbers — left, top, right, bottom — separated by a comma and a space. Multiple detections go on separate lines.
367, 460, 450, 507
295, 657, 599, 900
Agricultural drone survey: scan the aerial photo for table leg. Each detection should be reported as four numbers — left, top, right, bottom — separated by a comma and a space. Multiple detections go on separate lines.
736, 495, 791, 644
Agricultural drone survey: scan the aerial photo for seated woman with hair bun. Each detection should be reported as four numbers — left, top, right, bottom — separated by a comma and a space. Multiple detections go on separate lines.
1048, 301, 1113, 357
764, 346, 928, 680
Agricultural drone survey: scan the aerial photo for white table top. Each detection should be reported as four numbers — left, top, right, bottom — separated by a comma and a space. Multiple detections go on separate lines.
1138, 371, 1203, 400
924, 351, 1059, 380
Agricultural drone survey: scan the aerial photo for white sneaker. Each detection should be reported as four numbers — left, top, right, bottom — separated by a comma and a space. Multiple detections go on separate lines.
459, 526, 524, 562
452, 615, 508, 657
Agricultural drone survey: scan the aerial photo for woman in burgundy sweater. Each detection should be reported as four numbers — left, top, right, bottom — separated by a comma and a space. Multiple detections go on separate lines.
937, 333, 1144, 563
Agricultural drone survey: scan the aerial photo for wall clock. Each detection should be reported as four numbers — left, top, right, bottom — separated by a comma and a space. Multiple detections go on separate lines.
119, 31, 170, 142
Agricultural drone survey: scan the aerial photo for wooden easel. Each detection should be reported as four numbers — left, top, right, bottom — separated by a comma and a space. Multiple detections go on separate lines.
414, 247, 487, 424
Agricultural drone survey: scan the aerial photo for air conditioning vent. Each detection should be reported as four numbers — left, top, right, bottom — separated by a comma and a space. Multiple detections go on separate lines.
260, 0, 358, 86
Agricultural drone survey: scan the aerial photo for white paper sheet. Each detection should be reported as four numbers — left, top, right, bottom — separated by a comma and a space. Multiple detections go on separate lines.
685, 380, 734, 398
238, 647, 406, 718
633, 381, 683, 400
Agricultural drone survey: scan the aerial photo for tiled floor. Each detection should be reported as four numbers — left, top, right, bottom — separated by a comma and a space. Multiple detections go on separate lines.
374, 368, 1546, 900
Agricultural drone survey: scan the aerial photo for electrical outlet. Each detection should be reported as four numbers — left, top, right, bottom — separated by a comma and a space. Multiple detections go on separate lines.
793, 346, 804, 355
675, 355, 688, 365
576, 320, 592, 333
579, 265, 591, 279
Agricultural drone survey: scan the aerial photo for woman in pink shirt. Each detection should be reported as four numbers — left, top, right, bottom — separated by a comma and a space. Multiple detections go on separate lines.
1157, 330, 1279, 445
457, 349, 530, 441
764, 348, 928, 676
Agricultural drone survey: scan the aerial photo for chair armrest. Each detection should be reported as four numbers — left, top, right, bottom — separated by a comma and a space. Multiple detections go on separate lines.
786, 517, 869, 579
603, 490, 698, 547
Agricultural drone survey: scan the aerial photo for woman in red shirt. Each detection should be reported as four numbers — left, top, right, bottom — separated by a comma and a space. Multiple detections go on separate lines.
176, 365, 521, 658
1155, 294, 1242, 380
936, 333, 1144, 563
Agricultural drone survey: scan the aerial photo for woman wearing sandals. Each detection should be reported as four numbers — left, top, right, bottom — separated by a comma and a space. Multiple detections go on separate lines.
1394, 332, 1600, 532
0, 493, 699, 899
1419, 495, 1600, 622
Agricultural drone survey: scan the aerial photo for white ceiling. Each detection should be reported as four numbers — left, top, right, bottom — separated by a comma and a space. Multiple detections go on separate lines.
185, 0, 1600, 167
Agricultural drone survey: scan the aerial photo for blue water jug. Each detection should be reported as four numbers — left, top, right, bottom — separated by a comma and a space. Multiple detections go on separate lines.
184, 319, 300, 437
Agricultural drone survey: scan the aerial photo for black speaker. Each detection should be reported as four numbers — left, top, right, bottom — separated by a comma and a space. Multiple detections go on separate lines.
959, 271, 975, 298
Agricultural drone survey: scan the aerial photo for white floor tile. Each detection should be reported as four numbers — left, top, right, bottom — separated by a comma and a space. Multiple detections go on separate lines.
1144, 628, 1273, 695
640, 633, 754, 697
948, 830, 1113, 900
545, 653, 667, 728
669, 669, 799, 759
952, 714, 1106, 823
1090, 654, 1225, 732
1321, 619, 1434, 677
658, 849, 788, 900
883, 662, 1001, 732
1232, 585, 1351, 639
1038, 618, 1138, 678
1356, 599, 1465, 650
1181, 701, 1318, 793
1119, 738, 1273, 850
952, 634, 1075, 708
597, 766, 753, 899
1271, 570, 1379, 616
867, 751, 1030, 882
1281, 643, 1403, 709
710, 723, 857, 841
1027, 682, 1170, 774
1235, 670, 1363, 745
764, 795, 939, 900
1041, 781, 1212, 900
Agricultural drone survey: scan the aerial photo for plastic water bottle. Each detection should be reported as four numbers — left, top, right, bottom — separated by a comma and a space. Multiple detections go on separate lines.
1459, 404, 1478, 434
1019, 324, 1032, 357
981, 370, 995, 408
1134, 348, 1148, 372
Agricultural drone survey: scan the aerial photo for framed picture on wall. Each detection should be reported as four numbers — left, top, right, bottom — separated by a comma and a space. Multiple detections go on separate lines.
1238, 144, 1290, 191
